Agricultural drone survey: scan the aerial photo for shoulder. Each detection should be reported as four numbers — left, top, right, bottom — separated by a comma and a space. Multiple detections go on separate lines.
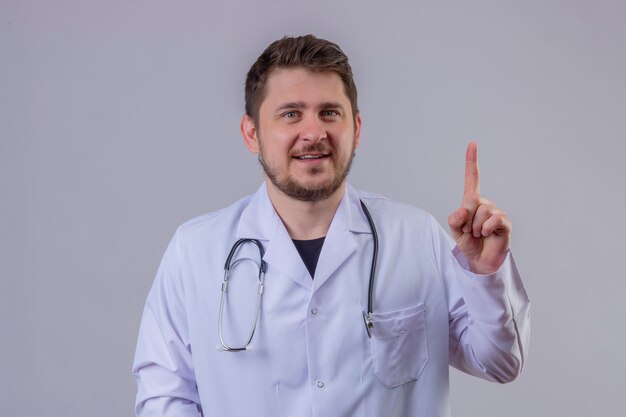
350, 185, 454, 270
173, 193, 254, 243
355, 187, 439, 230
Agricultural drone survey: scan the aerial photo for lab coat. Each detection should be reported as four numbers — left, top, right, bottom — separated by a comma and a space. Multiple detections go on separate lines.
133, 183, 530, 417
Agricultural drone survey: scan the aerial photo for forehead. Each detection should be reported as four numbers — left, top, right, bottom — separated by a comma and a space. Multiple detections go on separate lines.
261, 68, 348, 109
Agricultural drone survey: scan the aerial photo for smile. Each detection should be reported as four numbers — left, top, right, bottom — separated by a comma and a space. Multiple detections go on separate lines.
294, 153, 330, 160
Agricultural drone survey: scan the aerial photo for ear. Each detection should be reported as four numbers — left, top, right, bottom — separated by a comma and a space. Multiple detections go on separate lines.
353, 112, 362, 149
241, 114, 259, 154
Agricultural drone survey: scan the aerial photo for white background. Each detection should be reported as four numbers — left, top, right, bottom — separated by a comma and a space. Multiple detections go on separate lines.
1, 1, 625, 416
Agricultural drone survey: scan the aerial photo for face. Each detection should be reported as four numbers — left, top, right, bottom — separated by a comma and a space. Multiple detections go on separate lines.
242, 68, 361, 202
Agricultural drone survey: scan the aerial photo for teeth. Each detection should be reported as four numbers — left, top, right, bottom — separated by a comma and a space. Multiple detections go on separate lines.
298, 154, 324, 159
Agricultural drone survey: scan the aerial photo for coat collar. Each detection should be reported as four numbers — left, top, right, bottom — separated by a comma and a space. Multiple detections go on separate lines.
235, 183, 281, 242
236, 183, 372, 240
235, 183, 373, 290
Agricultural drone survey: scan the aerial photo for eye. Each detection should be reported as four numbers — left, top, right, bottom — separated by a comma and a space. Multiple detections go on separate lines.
321, 110, 339, 117
283, 111, 298, 119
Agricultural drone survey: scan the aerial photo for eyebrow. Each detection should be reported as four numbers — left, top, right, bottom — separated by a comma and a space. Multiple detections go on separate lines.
274, 101, 345, 113
275, 102, 307, 113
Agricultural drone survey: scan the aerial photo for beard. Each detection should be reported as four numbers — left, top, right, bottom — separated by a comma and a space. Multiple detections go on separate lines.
258, 141, 356, 202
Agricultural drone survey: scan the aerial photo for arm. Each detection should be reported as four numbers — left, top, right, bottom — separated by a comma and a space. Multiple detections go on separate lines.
443, 142, 530, 382
445, 242, 530, 382
132, 231, 202, 416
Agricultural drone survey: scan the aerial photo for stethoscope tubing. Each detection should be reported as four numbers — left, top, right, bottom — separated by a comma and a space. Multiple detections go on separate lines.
219, 238, 266, 351
359, 200, 378, 335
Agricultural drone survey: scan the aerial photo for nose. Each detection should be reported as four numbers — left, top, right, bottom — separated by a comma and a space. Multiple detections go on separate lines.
300, 114, 327, 143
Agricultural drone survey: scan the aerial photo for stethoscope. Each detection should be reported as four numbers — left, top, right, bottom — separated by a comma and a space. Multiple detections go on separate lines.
218, 200, 378, 352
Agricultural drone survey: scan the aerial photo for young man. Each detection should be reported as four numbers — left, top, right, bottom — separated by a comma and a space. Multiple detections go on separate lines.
133, 35, 530, 417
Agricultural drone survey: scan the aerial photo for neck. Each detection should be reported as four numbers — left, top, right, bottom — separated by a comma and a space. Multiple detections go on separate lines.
265, 180, 345, 240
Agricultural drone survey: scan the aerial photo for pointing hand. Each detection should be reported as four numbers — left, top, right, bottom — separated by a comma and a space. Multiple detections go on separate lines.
447, 142, 511, 274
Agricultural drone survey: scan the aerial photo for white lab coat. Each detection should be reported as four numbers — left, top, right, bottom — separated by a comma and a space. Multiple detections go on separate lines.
133, 183, 530, 417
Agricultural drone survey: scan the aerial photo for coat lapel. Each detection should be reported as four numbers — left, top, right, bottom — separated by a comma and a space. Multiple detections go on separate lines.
236, 185, 312, 290
312, 185, 373, 291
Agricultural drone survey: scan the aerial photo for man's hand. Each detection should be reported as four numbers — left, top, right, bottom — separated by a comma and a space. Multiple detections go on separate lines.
447, 142, 512, 274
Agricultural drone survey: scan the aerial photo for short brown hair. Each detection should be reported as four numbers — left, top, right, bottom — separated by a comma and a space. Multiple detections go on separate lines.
245, 35, 358, 124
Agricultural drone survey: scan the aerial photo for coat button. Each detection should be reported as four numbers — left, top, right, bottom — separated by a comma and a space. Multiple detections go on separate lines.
311, 308, 318, 315
316, 380, 325, 388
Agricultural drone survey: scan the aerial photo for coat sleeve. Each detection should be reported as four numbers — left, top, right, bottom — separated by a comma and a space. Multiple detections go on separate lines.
432, 220, 531, 383
132, 230, 202, 416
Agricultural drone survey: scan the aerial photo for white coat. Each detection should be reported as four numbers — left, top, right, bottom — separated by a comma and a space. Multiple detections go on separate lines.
133, 183, 530, 417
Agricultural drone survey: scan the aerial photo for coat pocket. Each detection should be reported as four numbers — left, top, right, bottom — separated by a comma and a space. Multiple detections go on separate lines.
369, 303, 429, 388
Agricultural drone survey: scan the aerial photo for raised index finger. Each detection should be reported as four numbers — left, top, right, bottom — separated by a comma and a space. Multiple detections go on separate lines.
463, 141, 480, 199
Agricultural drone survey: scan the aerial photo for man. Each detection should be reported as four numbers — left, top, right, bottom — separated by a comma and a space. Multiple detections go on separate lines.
133, 35, 530, 417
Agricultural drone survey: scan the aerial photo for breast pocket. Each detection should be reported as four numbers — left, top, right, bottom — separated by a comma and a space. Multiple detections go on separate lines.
368, 303, 429, 388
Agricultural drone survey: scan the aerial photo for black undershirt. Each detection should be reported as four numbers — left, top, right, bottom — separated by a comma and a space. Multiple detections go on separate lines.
292, 236, 326, 278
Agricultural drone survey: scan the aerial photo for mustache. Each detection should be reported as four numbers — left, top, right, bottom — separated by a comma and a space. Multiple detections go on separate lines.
291, 143, 332, 155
